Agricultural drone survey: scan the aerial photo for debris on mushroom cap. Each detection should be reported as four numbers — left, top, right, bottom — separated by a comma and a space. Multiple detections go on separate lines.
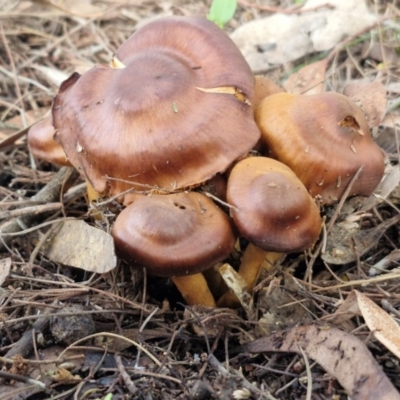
255, 92, 385, 204
227, 157, 322, 253
52, 16, 260, 205
27, 114, 71, 166
112, 192, 236, 277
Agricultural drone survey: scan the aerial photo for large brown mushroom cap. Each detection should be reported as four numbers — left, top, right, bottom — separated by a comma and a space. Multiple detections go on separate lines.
112, 192, 236, 277
53, 16, 260, 205
255, 92, 385, 204
27, 114, 71, 166
227, 157, 321, 253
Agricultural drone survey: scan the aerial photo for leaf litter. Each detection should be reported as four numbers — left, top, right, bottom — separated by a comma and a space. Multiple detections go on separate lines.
0, 0, 400, 399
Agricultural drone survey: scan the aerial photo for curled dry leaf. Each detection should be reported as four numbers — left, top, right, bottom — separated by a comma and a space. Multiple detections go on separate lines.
241, 324, 400, 400
343, 81, 387, 127
355, 290, 400, 360
44, 220, 117, 273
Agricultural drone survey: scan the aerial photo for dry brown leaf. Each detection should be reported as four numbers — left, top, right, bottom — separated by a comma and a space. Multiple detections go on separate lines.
241, 324, 400, 400
355, 290, 400, 360
284, 59, 328, 95
44, 220, 117, 273
50, 367, 81, 383
0, 258, 11, 286
325, 290, 359, 330
343, 81, 387, 127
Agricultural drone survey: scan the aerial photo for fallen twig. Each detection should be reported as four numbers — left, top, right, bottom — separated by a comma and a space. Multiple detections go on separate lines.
0, 167, 79, 250
0, 202, 62, 220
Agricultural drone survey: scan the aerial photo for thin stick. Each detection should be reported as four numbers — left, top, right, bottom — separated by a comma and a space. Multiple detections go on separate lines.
115, 355, 139, 395
0, 370, 46, 389
0, 25, 27, 128
135, 306, 159, 369
56, 332, 162, 367
0, 203, 62, 220
299, 345, 312, 400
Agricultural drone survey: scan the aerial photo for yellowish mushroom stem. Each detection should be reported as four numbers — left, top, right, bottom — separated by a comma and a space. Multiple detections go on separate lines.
86, 181, 102, 220
86, 181, 100, 203
217, 243, 283, 308
171, 273, 216, 307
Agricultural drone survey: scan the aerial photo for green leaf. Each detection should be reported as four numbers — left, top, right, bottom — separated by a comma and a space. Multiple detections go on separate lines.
207, 0, 237, 29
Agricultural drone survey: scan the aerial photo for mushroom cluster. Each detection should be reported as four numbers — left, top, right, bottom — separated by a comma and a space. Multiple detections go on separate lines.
27, 16, 385, 309
28, 16, 260, 306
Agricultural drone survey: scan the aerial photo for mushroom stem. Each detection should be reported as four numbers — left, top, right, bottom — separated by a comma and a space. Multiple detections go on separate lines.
86, 181, 100, 203
217, 244, 283, 308
171, 274, 216, 307
86, 180, 103, 220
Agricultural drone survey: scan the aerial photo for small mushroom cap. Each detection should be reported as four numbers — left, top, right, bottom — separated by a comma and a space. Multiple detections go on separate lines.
253, 75, 284, 109
27, 115, 71, 166
53, 16, 260, 205
255, 92, 385, 204
112, 192, 236, 277
227, 157, 322, 253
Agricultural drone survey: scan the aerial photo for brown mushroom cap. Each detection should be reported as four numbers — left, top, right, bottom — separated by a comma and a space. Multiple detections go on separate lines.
27, 114, 71, 166
53, 16, 260, 205
253, 75, 284, 109
112, 192, 236, 277
227, 157, 321, 253
255, 92, 385, 204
